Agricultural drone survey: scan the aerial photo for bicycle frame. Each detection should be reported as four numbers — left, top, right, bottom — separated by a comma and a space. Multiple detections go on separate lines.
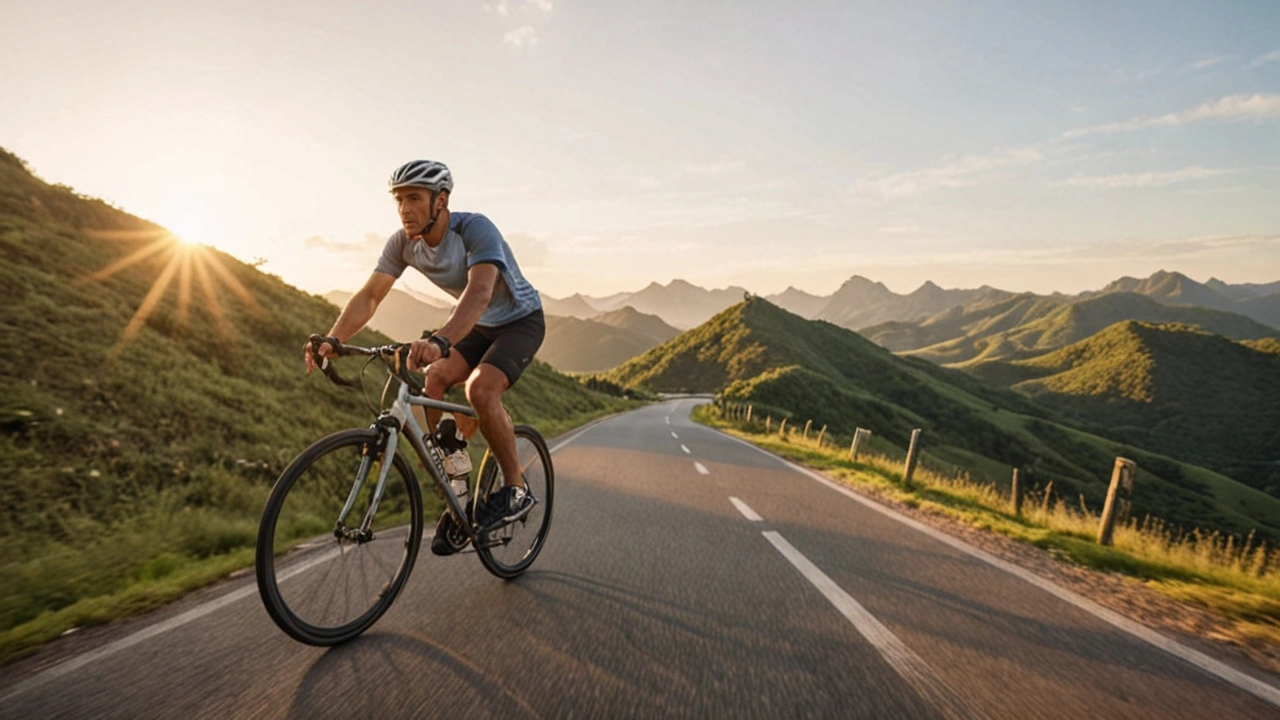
340, 379, 481, 543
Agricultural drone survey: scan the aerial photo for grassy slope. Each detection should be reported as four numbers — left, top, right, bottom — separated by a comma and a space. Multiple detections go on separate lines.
607, 298, 1280, 545
0, 148, 631, 661
889, 292, 1278, 366
969, 321, 1280, 496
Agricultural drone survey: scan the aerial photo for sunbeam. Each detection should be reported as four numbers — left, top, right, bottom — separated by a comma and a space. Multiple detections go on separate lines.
81, 232, 263, 354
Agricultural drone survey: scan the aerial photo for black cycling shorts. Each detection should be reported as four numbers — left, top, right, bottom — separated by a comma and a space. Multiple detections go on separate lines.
453, 309, 546, 387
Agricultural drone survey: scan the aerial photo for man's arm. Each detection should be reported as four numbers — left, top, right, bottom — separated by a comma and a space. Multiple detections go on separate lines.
407, 263, 499, 370
304, 271, 395, 373
329, 271, 396, 341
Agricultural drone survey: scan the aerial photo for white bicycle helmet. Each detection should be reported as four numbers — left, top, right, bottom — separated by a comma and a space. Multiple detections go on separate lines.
388, 160, 454, 193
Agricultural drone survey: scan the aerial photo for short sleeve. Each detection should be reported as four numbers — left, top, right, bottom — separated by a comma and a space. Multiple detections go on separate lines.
460, 214, 509, 272
374, 232, 408, 278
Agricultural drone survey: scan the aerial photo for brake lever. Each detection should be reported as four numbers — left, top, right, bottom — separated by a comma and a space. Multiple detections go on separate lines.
309, 334, 358, 387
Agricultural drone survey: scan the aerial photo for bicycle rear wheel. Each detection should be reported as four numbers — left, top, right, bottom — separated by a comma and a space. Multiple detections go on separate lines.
475, 425, 554, 579
256, 428, 423, 645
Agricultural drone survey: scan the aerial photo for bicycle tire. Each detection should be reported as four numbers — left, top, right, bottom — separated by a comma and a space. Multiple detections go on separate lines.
474, 425, 554, 579
256, 427, 423, 645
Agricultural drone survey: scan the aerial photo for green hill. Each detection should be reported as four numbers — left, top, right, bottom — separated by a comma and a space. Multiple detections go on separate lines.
970, 321, 1280, 496
0, 147, 626, 657
863, 292, 1065, 353
607, 299, 1280, 545
884, 292, 1277, 366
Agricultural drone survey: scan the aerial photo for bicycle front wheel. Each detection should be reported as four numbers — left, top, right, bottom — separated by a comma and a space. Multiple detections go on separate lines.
256, 428, 423, 645
475, 425, 554, 579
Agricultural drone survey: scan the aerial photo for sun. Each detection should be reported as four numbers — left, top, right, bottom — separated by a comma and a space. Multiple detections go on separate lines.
166, 212, 213, 248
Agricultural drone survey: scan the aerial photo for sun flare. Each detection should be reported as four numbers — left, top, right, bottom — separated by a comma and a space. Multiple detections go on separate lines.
80, 229, 261, 354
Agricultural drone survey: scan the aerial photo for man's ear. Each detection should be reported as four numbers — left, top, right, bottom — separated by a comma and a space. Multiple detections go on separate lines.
437, 191, 450, 212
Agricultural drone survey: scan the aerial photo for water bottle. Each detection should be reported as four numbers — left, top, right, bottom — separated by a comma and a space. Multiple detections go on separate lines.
435, 417, 471, 498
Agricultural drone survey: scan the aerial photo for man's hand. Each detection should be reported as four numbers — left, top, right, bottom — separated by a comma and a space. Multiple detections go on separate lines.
303, 338, 336, 374
406, 338, 443, 372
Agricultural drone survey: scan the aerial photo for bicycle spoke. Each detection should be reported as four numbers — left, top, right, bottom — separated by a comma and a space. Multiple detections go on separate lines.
256, 429, 423, 645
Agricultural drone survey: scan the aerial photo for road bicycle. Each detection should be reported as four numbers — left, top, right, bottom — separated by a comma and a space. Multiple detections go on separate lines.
255, 336, 554, 646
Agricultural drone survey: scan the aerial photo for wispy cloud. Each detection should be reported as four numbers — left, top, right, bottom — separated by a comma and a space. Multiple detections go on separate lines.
1061, 166, 1237, 189
1187, 55, 1229, 71
851, 145, 1046, 199
305, 232, 385, 253
504, 26, 538, 48
1063, 93, 1280, 138
483, 1, 510, 16
1245, 49, 1280, 70
504, 232, 549, 266
527, 0, 553, 11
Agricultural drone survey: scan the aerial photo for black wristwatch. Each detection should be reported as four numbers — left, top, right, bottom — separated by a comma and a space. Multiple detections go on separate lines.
426, 334, 451, 358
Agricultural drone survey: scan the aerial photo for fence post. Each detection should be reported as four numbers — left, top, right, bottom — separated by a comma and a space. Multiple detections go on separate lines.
802, 419, 812, 440
1041, 481, 1055, 514
1098, 457, 1137, 546
1011, 468, 1023, 517
778, 418, 787, 437
746, 405, 753, 423
765, 416, 771, 433
816, 425, 827, 447
850, 428, 870, 462
903, 428, 922, 488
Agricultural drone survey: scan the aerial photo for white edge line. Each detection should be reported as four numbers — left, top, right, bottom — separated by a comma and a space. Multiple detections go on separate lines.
4, 417, 605, 703
763, 531, 971, 720
715, 429, 1280, 708
681, 444, 691, 454
694, 462, 710, 475
729, 497, 764, 522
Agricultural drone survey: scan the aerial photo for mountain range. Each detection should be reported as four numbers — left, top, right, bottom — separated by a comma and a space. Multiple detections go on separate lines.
536, 269, 1280, 338
863, 291, 1279, 366
604, 298, 1280, 542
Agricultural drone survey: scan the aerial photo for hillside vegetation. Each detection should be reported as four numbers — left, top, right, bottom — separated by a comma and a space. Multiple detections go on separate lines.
607, 299, 1280, 545
0, 148, 629, 660
867, 292, 1277, 366
969, 321, 1280, 496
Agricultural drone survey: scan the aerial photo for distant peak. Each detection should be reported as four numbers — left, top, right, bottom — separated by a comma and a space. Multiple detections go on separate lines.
668, 279, 696, 289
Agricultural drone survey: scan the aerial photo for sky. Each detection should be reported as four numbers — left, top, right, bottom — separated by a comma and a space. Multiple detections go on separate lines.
2, 1, 1279, 301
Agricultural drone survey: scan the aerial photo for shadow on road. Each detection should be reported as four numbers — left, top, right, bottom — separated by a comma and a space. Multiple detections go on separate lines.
288, 632, 540, 720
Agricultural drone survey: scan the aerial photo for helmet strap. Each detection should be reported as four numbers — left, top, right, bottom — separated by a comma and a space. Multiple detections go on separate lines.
421, 190, 441, 236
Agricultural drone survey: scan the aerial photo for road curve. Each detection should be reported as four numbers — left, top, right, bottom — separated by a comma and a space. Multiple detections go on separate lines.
2, 399, 1278, 719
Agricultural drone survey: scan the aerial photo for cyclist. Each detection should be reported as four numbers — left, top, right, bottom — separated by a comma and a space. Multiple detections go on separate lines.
304, 159, 545, 555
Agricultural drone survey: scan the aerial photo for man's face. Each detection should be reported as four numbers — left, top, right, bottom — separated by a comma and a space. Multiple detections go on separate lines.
393, 187, 438, 237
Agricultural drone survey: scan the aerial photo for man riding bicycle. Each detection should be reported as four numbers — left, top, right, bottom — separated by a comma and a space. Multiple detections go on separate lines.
304, 159, 546, 556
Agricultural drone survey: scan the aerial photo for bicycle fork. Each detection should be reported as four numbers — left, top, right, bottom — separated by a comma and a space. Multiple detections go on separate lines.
334, 425, 400, 543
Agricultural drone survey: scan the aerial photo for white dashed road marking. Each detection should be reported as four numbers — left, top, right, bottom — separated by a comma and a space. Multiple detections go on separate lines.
681, 445, 690, 454
694, 462, 709, 475
729, 497, 763, 522
715, 429, 1280, 711
764, 531, 973, 720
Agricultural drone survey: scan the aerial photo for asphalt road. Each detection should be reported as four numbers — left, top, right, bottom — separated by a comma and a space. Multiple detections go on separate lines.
3, 399, 1279, 719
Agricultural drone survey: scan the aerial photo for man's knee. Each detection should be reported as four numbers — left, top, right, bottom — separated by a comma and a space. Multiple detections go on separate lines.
465, 365, 509, 410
